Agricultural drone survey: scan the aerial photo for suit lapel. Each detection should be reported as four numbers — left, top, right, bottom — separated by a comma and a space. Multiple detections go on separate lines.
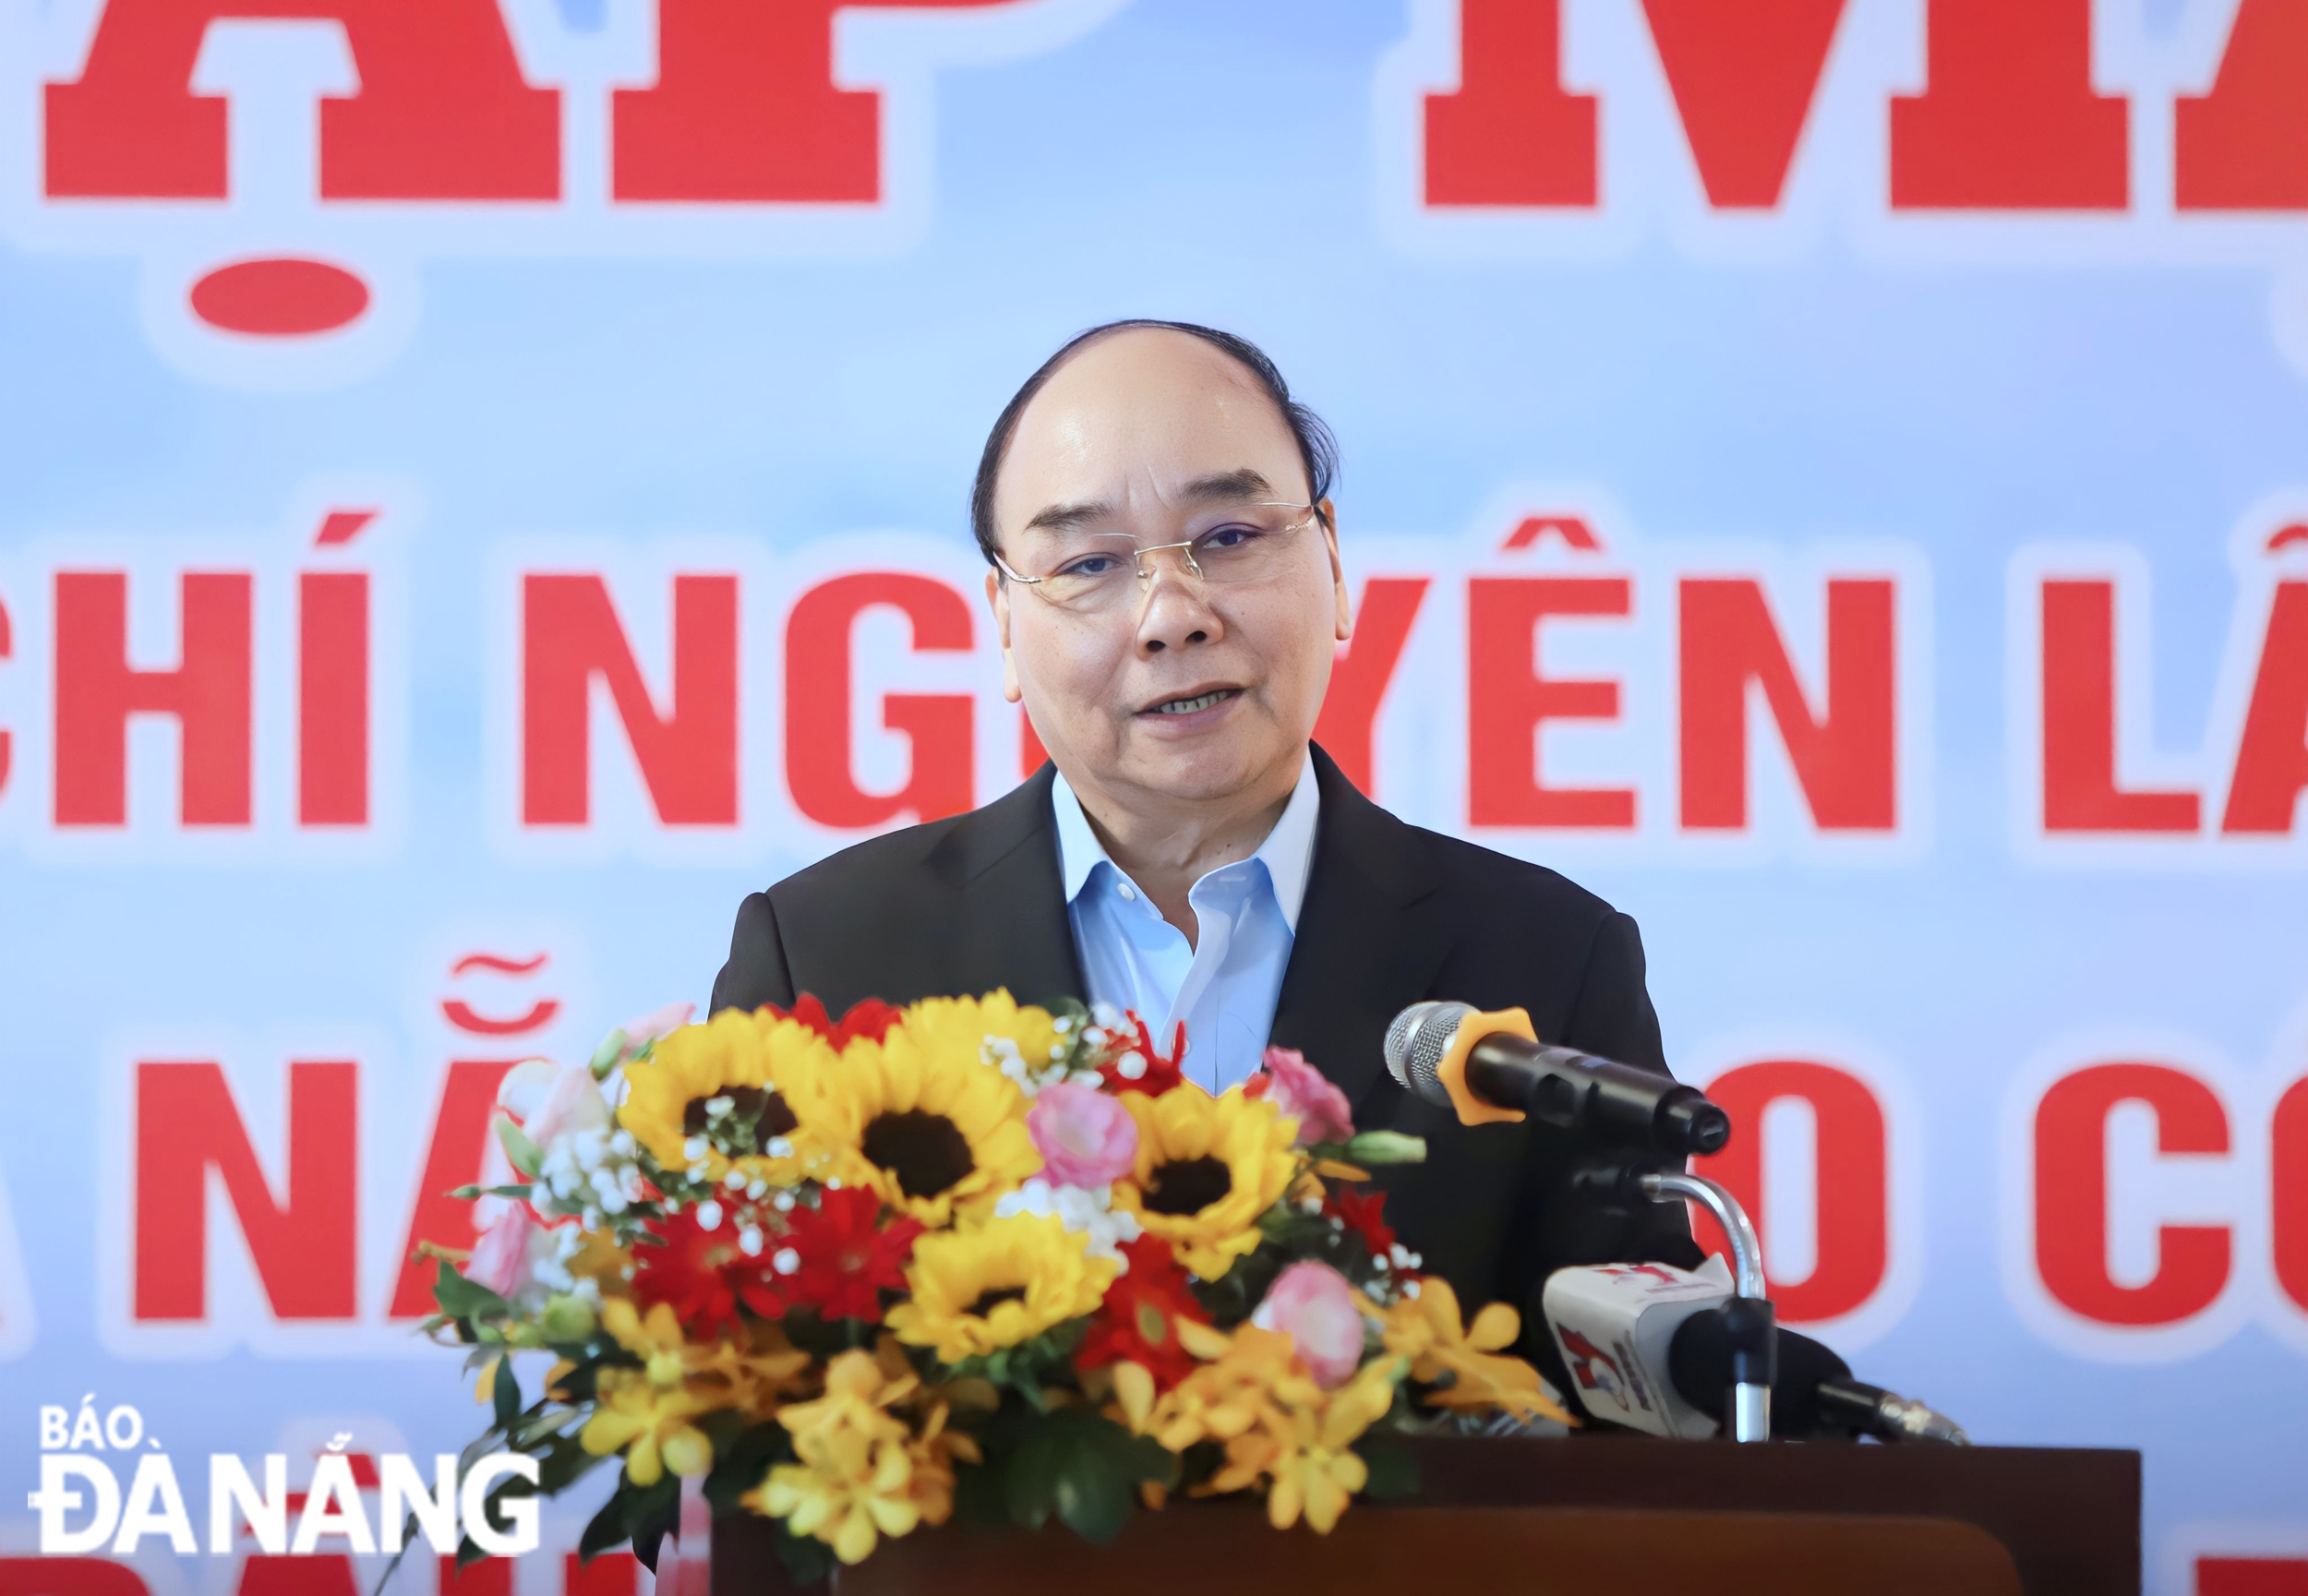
932, 765, 1087, 1010
1268, 746, 1455, 1111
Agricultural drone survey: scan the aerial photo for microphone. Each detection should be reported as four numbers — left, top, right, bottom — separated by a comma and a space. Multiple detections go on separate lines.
1385, 1000, 1732, 1157
1543, 1261, 1969, 1445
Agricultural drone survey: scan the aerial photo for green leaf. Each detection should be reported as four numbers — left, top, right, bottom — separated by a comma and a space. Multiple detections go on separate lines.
952, 1461, 1008, 1533
492, 1360, 522, 1431
1341, 1131, 1426, 1166
433, 1259, 513, 1325
1001, 1433, 1061, 1530
577, 1490, 631, 1562
590, 1028, 630, 1078
1049, 1438, 1131, 1545
454, 1534, 487, 1571
1356, 1440, 1419, 1501
703, 1422, 789, 1517
497, 1116, 543, 1179
772, 1522, 835, 1587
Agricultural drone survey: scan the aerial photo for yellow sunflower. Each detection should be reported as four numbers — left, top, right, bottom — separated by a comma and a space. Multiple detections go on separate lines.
618, 1009, 834, 1186
1112, 1086, 1298, 1278
800, 995, 1042, 1226
886, 1212, 1117, 1363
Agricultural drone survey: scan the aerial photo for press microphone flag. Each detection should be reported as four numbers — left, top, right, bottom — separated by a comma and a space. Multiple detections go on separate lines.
1542, 1257, 1737, 1439
1383, 1000, 1732, 1157
1542, 1260, 1973, 1445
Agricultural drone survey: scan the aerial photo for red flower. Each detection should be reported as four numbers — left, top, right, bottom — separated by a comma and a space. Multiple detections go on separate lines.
1327, 1184, 1396, 1266
757, 1186, 923, 1326
630, 1207, 761, 1338
779, 994, 902, 1049
1076, 1233, 1211, 1390
1096, 1014, 1186, 1098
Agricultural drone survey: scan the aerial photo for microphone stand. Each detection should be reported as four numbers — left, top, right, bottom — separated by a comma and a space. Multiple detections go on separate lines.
1616, 1170, 1773, 1444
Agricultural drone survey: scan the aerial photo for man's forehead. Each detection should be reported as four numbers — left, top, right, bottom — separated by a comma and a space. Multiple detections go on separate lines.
995, 332, 1304, 526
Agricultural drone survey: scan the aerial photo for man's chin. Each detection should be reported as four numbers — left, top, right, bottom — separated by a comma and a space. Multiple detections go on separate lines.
1112, 733, 1296, 807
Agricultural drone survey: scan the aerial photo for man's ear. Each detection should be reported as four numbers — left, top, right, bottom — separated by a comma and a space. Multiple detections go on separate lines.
987, 569, 1023, 704
1320, 499, 1352, 643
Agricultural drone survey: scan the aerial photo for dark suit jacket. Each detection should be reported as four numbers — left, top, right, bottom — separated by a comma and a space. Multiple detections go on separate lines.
711, 744, 1701, 1399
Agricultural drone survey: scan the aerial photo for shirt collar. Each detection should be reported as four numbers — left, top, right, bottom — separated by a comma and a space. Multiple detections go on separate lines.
1051, 752, 1322, 933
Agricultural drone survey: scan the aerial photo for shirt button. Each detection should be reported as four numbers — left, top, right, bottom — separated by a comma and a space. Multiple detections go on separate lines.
1118, 883, 1136, 901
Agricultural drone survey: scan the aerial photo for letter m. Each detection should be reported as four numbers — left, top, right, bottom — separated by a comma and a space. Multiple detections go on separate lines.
135, 1061, 358, 1320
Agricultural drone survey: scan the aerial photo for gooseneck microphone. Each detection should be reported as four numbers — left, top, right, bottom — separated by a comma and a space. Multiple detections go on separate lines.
1385, 1000, 1732, 1158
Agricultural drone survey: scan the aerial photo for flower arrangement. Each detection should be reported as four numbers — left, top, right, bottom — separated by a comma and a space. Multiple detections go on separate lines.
425, 992, 1569, 1579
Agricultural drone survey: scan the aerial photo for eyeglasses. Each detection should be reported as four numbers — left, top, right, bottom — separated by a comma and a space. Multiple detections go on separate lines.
992, 501, 1324, 614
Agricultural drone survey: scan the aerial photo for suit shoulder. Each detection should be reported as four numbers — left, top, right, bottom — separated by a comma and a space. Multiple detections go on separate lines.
764, 811, 967, 918
1400, 822, 1625, 931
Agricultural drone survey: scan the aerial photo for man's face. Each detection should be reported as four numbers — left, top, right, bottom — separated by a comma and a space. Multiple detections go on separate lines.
987, 329, 1352, 810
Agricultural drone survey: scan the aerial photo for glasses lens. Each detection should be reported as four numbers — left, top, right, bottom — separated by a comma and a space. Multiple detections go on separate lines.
1025, 505, 1313, 611
1187, 503, 1309, 582
1036, 535, 1142, 610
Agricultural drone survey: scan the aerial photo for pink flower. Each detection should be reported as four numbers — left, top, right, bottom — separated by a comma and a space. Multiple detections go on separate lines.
1244, 1047, 1354, 1146
465, 1201, 548, 1302
1252, 1261, 1366, 1388
1027, 1082, 1140, 1189
493, 1058, 612, 1153
619, 1001, 695, 1053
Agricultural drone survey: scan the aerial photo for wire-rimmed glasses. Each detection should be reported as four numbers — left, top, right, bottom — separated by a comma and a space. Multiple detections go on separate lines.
992, 501, 1323, 614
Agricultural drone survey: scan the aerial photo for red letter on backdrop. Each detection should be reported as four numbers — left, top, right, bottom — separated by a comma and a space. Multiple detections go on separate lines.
1889, 0, 2128, 210
44, 0, 559, 199
1469, 577, 1636, 828
614, 0, 1016, 202
1677, 577, 1895, 831
2040, 579, 2201, 833
1423, 0, 1597, 207
136, 1060, 358, 1320
1637, 0, 1848, 208
522, 574, 739, 827
2176, 0, 2308, 210
1313, 577, 1428, 798
2220, 582, 2308, 834
2034, 1063, 2230, 1326
1696, 1061, 1887, 1323
389, 1060, 521, 1319
786, 573, 974, 828
298, 570, 367, 827
0, 1562, 151, 1596
54, 570, 252, 828
2275, 1077, 2308, 1314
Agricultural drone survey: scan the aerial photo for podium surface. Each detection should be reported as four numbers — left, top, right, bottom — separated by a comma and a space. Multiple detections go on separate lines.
708, 1436, 2139, 1596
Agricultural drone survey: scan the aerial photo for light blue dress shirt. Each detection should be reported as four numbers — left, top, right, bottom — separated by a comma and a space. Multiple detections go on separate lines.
1052, 756, 1320, 1096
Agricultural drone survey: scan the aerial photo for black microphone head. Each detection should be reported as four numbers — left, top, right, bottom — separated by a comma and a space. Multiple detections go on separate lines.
1662, 1095, 1734, 1157
1667, 1316, 1851, 1438
1384, 1001, 1473, 1105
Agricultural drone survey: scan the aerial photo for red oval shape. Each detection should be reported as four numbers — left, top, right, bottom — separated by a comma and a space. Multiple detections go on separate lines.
189, 257, 370, 336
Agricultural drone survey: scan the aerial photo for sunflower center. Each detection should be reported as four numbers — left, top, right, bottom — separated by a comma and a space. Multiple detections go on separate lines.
681, 1086, 797, 1142
1141, 1156, 1232, 1217
861, 1110, 976, 1199
966, 1286, 1028, 1317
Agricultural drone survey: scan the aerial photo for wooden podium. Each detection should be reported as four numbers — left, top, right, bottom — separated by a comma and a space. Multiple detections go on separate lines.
707, 1436, 2140, 1596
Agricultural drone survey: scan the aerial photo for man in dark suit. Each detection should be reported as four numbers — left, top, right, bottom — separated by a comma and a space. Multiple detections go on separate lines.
712, 320, 1699, 1391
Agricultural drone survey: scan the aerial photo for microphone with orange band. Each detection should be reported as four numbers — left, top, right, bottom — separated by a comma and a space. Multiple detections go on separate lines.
1382, 1001, 1732, 1158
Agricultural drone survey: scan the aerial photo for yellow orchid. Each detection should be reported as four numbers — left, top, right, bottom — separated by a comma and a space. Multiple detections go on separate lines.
744, 1350, 981, 1565
1358, 1278, 1573, 1426
1140, 1323, 1404, 1534
580, 1369, 715, 1486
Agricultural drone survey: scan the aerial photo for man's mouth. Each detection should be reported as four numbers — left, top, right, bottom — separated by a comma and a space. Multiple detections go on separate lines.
1143, 687, 1243, 716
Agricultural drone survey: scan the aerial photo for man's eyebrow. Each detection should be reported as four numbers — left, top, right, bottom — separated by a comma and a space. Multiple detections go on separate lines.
1022, 498, 1113, 536
1018, 469, 1280, 538
1178, 468, 1276, 504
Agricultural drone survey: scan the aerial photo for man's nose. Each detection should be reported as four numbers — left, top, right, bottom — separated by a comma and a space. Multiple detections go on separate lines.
1132, 552, 1224, 654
